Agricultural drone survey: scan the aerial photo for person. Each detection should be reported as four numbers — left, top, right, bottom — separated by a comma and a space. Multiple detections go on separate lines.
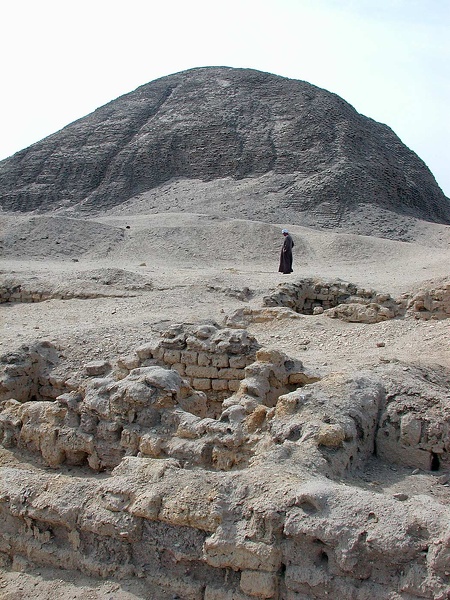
278, 228, 294, 274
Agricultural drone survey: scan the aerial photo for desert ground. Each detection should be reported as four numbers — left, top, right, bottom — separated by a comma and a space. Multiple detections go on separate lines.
1, 199, 450, 599
2, 206, 450, 373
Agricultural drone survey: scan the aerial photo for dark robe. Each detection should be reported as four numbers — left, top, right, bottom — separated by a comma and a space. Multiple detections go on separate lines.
278, 234, 294, 274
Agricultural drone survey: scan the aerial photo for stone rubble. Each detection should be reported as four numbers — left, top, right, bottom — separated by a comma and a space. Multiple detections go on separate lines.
262, 277, 450, 323
263, 278, 404, 323
0, 321, 450, 598
407, 280, 450, 320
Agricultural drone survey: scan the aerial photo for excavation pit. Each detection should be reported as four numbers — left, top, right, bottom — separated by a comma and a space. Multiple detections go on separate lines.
263, 277, 403, 320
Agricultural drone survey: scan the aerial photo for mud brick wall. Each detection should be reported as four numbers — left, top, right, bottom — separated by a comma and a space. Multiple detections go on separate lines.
0, 342, 70, 404
263, 278, 402, 316
376, 365, 450, 471
0, 278, 134, 303
155, 347, 253, 394
131, 324, 261, 413
0, 282, 52, 303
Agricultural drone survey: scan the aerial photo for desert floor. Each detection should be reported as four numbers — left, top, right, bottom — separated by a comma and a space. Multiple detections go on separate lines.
1, 207, 449, 598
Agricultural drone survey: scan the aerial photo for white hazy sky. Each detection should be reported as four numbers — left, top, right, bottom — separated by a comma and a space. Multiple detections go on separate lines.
1, 0, 449, 196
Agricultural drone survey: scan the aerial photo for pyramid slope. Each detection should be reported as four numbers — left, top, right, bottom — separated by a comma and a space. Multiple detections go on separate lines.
0, 67, 449, 233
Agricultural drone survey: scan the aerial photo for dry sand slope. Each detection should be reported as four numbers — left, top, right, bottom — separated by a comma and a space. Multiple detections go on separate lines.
0, 204, 450, 599
1, 208, 449, 371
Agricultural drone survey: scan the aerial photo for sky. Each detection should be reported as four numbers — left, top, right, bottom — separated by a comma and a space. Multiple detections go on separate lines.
1, 0, 449, 196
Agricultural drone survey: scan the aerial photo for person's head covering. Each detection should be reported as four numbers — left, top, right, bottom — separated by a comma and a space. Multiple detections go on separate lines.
282, 228, 289, 234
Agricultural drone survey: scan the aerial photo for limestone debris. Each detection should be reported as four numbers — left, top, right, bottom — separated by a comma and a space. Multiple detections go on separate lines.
1, 321, 450, 599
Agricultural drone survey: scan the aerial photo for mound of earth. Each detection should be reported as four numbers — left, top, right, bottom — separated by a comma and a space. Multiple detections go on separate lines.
0, 215, 125, 260
1, 67, 449, 240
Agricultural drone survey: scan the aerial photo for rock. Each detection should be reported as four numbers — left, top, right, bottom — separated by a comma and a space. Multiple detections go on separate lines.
240, 570, 278, 598
393, 493, 409, 501
317, 423, 346, 448
84, 360, 111, 376
325, 302, 395, 323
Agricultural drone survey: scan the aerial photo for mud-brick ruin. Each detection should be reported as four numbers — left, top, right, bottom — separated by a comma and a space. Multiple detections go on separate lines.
262, 277, 450, 322
1, 315, 450, 599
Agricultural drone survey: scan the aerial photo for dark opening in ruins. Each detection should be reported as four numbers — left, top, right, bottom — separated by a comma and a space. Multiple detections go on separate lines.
286, 424, 302, 441
297, 498, 318, 514
430, 452, 440, 471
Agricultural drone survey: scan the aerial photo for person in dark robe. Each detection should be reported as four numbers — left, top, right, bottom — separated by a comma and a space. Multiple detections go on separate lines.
278, 228, 294, 274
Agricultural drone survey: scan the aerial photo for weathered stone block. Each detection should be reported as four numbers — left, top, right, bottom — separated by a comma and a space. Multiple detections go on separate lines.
246, 406, 268, 433
178, 391, 208, 418
127, 490, 162, 520
139, 434, 163, 457
135, 342, 157, 360
117, 355, 140, 371
163, 349, 181, 364
285, 563, 331, 591
153, 347, 166, 361
400, 415, 422, 446
212, 379, 229, 391
181, 350, 198, 365
204, 586, 251, 600
198, 352, 212, 366
317, 424, 346, 448
288, 373, 311, 385
211, 354, 230, 368
171, 363, 186, 376
186, 365, 219, 379
229, 355, 248, 369
274, 393, 298, 417
204, 534, 282, 571
228, 380, 241, 392
218, 368, 245, 380
377, 441, 433, 470
39, 385, 60, 399
85, 361, 111, 377
240, 570, 278, 598
193, 378, 211, 390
